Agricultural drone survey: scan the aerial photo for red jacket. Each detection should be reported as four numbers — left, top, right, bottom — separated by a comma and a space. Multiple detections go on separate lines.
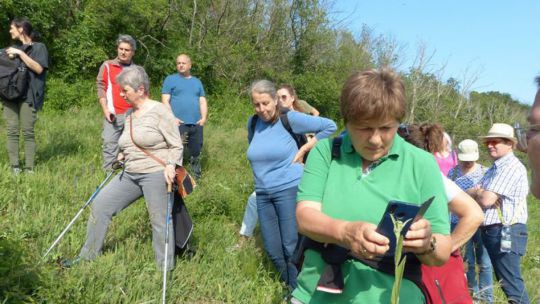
96, 58, 134, 115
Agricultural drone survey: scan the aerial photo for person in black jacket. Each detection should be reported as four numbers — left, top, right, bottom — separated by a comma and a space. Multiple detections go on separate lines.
3, 17, 48, 174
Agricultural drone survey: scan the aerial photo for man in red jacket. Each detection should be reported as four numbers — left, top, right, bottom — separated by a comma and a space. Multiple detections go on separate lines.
96, 34, 137, 170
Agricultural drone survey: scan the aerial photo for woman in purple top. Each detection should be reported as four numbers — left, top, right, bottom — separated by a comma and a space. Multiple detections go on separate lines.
246, 79, 336, 289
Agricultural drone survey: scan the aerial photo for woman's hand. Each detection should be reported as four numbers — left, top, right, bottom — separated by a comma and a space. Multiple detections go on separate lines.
5, 47, 23, 57
292, 137, 317, 164
403, 218, 432, 254
117, 153, 125, 161
164, 164, 176, 185
340, 221, 390, 259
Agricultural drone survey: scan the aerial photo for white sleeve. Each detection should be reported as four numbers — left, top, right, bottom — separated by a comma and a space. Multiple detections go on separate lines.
442, 173, 462, 203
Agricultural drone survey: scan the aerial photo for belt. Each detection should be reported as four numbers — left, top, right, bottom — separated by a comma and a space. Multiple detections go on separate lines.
480, 223, 502, 230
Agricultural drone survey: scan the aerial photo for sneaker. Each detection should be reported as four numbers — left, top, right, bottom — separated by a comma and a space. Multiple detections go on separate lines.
24, 168, 34, 174
60, 256, 83, 268
11, 167, 22, 176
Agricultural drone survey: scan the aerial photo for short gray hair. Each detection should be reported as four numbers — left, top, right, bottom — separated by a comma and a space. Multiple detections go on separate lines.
116, 66, 149, 93
117, 34, 137, 51
250, 79, 276, 99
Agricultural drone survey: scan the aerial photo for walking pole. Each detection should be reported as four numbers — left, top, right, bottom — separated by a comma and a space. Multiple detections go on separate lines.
162, 183, 174, 304
43, 162, 122, 258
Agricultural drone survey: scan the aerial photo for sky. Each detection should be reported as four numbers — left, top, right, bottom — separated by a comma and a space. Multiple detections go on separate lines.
331, 0, 539, 105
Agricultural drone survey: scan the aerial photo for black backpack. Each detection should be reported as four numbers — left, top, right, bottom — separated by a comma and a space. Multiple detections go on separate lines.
248, 108, 309, 162
0, 47, 29, 101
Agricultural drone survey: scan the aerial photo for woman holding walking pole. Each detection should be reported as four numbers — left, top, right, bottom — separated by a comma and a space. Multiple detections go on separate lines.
62, 66, 183, 270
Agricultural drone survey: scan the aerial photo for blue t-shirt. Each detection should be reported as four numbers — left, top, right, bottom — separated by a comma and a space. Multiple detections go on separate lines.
247, 111, 336, 193
161, 74, 205, 124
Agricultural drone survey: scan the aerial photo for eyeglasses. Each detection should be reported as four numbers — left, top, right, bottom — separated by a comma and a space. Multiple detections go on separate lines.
397, 123, 410, 137
514, 122, 540, 150
484, 139, 505, 147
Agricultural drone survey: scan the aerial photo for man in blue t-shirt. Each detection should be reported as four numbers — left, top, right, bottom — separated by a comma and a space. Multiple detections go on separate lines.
161, 53, 207, 179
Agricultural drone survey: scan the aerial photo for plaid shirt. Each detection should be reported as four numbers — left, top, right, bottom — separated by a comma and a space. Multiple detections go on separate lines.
448, 164, 487, 191
479, 152, 528, 226
447, 164, 487, 224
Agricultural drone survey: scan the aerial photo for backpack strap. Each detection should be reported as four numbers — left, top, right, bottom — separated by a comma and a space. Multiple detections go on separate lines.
279, 110, 303, 149
331, 135, 343, 160
248, 114, 258, 143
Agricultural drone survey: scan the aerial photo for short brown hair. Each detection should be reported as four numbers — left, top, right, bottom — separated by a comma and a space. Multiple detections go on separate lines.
340, 68, 406, 123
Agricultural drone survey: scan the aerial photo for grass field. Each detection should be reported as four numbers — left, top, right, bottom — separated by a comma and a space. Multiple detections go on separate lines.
0, 100, 539, 303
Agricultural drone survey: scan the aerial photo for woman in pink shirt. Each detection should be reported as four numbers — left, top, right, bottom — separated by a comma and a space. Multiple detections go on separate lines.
419, 123, 457, 175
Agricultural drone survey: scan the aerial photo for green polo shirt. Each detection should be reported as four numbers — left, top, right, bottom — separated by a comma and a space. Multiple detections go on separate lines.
292, 133, 449, 304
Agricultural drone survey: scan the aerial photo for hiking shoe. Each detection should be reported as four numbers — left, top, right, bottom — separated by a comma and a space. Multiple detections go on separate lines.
60, 256, 83, 268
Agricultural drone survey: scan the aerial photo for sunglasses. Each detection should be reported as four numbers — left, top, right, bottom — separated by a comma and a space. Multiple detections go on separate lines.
483, 139, 505, 147
397, 123, 410, 137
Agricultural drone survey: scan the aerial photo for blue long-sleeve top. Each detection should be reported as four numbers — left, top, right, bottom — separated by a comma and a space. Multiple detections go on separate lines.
247, 111, 337, 193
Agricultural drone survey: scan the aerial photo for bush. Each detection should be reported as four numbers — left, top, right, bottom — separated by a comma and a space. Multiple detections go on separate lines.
44, 78, 97, 112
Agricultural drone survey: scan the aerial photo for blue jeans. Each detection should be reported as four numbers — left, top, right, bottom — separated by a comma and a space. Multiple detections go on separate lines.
464, 229, 493, 302
481, 224, 529, 304
179, 124, 203, 179
256, 186, 298, 288
240, 192, 258, 237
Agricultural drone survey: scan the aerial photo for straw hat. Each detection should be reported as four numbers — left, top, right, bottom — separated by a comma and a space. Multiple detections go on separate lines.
479, 123, 517, 143
457, 139, 479, 161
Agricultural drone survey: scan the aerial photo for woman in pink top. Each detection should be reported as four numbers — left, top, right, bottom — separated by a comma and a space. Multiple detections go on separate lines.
419, 123, 457, 175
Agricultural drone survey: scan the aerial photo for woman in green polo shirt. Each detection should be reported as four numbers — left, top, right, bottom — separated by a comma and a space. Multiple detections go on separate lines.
291, 68, 452, 303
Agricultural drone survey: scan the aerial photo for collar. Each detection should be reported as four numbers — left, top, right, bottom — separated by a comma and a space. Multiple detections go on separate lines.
110, 57, 133, 67
493, 151, 515, 169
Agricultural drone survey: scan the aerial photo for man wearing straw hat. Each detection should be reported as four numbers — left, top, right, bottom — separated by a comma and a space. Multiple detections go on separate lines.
468, 123, 529, 304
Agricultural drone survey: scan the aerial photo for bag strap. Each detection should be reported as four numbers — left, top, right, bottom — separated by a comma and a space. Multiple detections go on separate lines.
331, 134, 344, 160
129, 114, 166, 167
279, 110, 302, 148
248, 114, 258, 143
248, 109, 304, 150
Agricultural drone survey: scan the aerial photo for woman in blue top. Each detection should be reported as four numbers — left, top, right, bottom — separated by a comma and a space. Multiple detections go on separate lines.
247, 79, 336, 288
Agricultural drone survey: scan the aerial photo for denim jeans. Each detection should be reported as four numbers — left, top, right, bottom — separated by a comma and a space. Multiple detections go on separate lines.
256, 186, 298, 288
239, 191, 258, 237
464, 229, 493, 303
481, 223, 529, 304
179, 124, 203, 179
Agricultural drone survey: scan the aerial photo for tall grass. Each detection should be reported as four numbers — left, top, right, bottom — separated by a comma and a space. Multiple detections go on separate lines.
0, 96, 539, 303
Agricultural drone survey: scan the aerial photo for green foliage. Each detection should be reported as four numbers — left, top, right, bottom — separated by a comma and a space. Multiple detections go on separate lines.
44, 78, 97, 111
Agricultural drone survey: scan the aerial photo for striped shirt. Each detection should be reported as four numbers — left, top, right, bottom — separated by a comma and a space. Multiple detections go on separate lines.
479, 152, 528, 226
